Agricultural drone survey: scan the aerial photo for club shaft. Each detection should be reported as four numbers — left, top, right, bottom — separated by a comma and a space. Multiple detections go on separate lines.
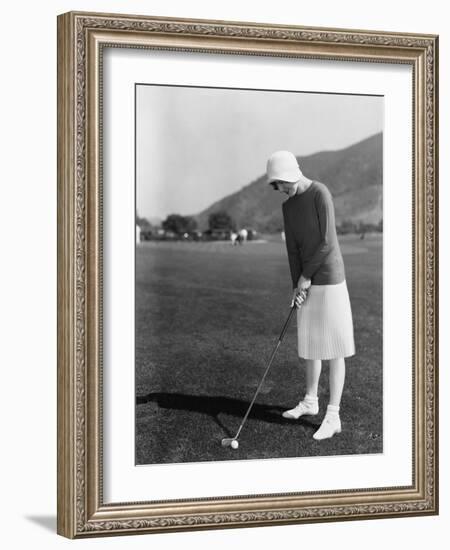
234, 305, 297, 440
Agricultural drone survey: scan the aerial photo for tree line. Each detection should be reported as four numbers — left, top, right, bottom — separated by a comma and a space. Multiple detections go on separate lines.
140, 210, 235, 234
138, 211, 383, 235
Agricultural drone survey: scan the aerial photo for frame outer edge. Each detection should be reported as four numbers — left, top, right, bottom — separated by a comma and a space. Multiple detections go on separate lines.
63, 10, 438, 41
434, 36, 439, 515
57, 12, 77, 539
430, 35, 439, 514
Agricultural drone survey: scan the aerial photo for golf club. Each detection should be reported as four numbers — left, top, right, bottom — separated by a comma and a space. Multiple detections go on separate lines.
221, 289, 308, 450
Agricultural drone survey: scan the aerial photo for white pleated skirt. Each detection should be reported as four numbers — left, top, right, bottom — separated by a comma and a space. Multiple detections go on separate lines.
296, 280, 355, 360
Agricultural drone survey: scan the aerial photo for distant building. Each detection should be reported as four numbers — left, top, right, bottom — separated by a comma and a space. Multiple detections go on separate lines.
208, 229, 232, 240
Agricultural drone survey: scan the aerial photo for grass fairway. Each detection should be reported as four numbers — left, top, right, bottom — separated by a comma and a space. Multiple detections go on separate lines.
135, 234, 382, 464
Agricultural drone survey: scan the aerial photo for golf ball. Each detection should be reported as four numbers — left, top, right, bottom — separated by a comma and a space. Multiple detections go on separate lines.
231, 440, 239, 450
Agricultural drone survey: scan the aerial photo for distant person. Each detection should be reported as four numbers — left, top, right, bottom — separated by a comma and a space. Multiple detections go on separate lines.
230, 231, 238, 246
238, 228, 248, 245
266, 150, 355, 440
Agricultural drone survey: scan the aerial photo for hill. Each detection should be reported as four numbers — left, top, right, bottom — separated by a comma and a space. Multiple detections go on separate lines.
194, 132, 383, 232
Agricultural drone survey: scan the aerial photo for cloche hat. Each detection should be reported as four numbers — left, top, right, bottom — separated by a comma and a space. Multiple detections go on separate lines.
266, 150, 302, 185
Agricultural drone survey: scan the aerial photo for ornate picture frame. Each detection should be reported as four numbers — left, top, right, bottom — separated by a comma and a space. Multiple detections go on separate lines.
57, 11, 438, 538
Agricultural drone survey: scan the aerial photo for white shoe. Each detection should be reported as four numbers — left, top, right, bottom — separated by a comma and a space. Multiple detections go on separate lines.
313, 415, 342, 440
282, 399, 319, 419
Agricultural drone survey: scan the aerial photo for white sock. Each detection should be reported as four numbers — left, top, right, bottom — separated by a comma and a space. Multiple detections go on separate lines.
326, 404, 340, 417
304, 394, 318, 404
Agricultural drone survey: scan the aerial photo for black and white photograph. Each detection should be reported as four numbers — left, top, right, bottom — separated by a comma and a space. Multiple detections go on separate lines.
135, 84, 384, 465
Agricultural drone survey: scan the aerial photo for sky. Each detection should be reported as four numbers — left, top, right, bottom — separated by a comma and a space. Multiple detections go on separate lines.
136, 84, 383, 221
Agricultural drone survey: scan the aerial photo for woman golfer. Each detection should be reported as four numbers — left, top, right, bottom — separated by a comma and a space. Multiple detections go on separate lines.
266, 150, 355, 441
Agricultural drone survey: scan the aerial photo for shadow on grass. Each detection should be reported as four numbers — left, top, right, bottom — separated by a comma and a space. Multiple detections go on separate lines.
136, 392, 320, 437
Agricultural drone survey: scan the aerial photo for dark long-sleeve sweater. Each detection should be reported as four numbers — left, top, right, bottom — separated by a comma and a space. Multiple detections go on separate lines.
282, 181, 345, 287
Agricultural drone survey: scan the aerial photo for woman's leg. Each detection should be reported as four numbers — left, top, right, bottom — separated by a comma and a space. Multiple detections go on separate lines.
329, 358, 345, 406
313, 358, 345, 440
305, 359, 322, 398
